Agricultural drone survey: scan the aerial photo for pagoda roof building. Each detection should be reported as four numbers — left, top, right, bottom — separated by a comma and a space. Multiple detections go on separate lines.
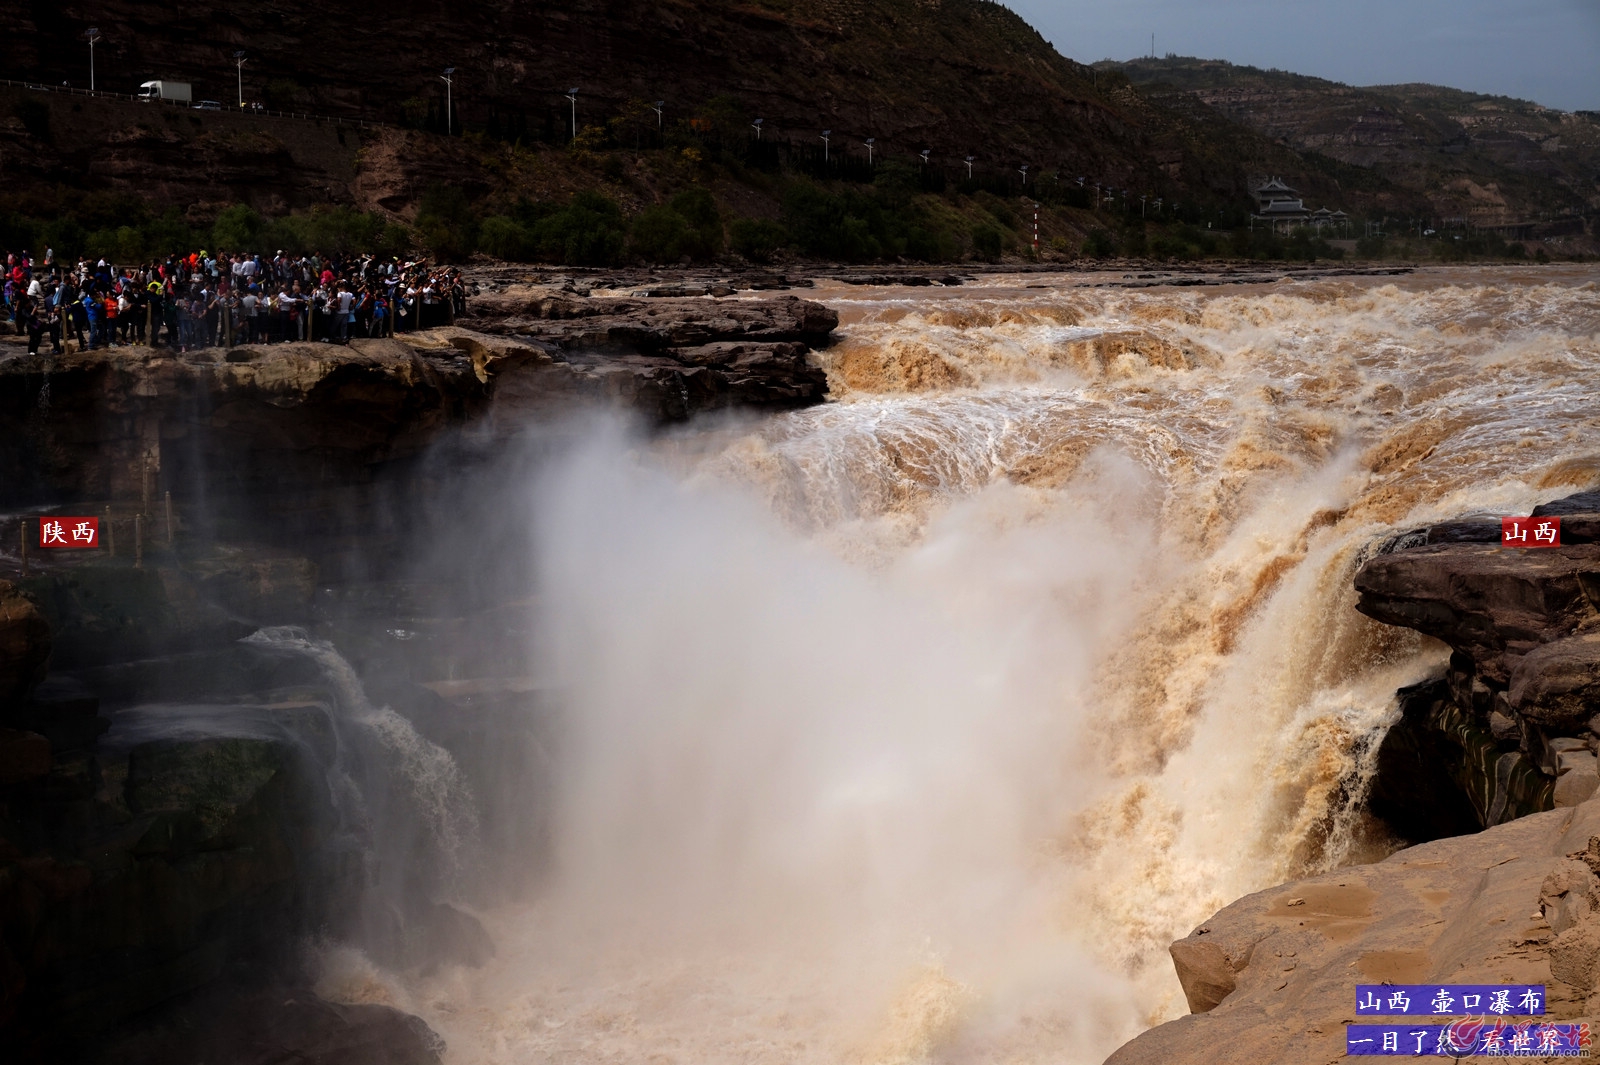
1252, 176, 1311, 220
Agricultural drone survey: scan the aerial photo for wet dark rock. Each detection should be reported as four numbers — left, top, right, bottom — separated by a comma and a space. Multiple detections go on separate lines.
14, 676, 106, 753
1368, 676, 1548, 837
419, 296, 833, 421
0, 581, 51, 712
417, 902, 496, 971
0, 729, 51, 785
462, 289, 838, 349
1510, 632, 1600, 732
1535, 492, 1600, 517
840, 274, 936, 286
94, 982, 443, 1065
1355, 541, 1600, 685
0, 722, 350, 1060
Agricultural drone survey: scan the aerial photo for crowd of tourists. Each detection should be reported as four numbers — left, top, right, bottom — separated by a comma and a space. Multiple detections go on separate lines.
2, 248, 468, 356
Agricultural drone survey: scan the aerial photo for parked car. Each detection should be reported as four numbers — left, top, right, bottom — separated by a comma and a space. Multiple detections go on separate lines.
193, 100, 222, 111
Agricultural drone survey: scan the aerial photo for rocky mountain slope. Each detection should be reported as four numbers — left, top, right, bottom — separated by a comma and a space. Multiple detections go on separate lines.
1107, 57, 1600, 234
1, 1, 1414, 228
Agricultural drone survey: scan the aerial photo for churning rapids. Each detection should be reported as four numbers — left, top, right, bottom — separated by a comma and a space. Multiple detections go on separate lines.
317, 267, 1600, 1064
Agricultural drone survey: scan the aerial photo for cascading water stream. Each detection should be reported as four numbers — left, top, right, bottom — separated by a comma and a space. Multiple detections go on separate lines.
315, 269, 1600, 1064
241, 625, 480, 876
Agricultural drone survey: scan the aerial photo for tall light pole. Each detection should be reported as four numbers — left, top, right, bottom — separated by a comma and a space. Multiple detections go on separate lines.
965, 155, 975, 179
565, 88, 579, 141
752, 117, 763, 140
920, 148, 930, 166
234, 51, 247, 109
821, 129, 831, 162
440, 68, 455, 136
85, 27, 101, 92
1140, 194, 1147, 217
652, 100, 664, 131
1018, 163, 1029, 186
863, 137, 875, 164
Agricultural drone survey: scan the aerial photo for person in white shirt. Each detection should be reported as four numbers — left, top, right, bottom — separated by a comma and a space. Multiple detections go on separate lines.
335, 285, 354, 342
278, 287, 300, 341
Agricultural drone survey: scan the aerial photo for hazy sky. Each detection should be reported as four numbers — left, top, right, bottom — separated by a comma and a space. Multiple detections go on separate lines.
1008, 0, 1600, 111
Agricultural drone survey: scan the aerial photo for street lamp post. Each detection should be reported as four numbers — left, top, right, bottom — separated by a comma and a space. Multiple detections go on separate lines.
1018, 164, 1029, 186
652, 100, 664, 131
821, 129, 831, 162
85, 28, 102, 92
234, 51, 247, 109
440, 68, 455, 136
920, 148, 930, 166
752, 118, 764, 140
565, 88, 579, 141
965, 155, 975, 180
864, 137, 875, 164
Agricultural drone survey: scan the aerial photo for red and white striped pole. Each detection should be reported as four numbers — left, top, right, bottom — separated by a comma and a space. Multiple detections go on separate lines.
1033, 203, 1040, 253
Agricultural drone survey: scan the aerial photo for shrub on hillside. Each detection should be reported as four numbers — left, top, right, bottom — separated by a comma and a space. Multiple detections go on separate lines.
532, 191, 627, 266
415, 185, 479, 260
971, 224, 1004, 262
478, 216, 536, 261
670, 187, 723, 259
1081, 228, 1117, 259
781, 182, 882, 261
628, 188, 724, 262
212, 204, 263, 251
730, 218, 787, 263
630, 205, 693, 262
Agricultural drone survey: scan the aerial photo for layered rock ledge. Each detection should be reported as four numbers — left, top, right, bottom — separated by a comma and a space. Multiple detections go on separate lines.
0, 291, 837, 507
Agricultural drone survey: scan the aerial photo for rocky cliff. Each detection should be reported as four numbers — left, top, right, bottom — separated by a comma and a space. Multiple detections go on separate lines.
1108, 489, 1600, 1065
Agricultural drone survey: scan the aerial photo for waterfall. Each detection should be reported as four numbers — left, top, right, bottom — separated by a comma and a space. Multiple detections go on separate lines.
327, 270, 1600, 1064
240, 626, 480, 929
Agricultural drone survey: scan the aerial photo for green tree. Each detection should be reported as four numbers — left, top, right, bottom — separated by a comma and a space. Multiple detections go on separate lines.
972, 224, 1005, 261
670, 187, 723, 259
212, 204, 263, 251
415, 185, 479, 260
630, 205, 692, 262
729, 218, 787, 263
479, 216, 535, 261
533, 191, 627, 266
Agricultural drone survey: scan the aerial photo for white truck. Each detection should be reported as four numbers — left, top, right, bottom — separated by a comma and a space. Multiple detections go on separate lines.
139, 81, 193, 104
